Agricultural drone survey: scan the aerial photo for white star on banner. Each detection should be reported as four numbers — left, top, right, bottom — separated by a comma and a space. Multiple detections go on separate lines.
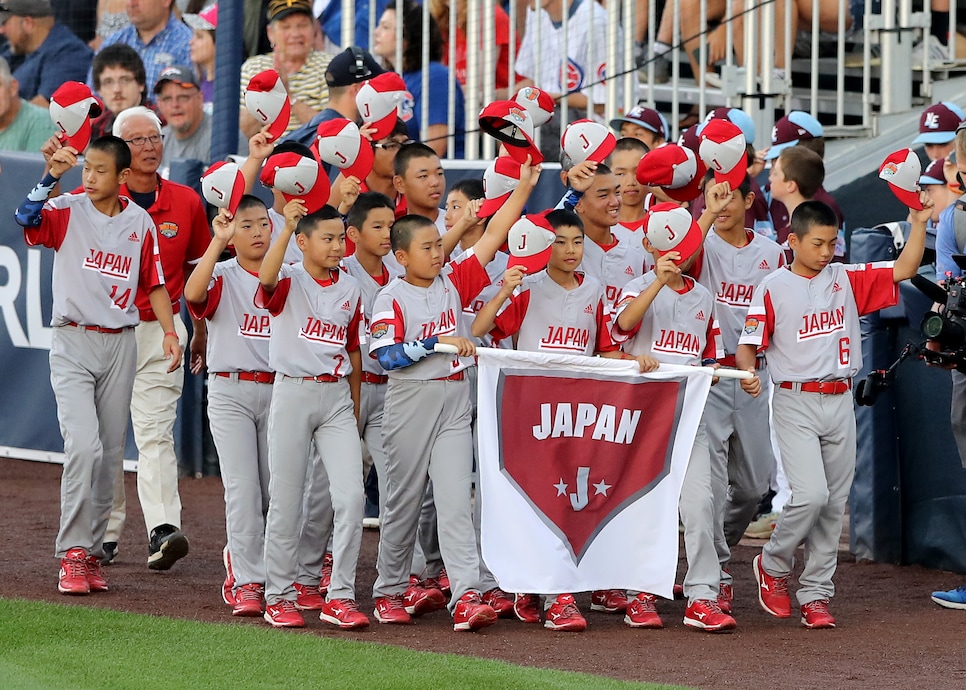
554, 479, 568, 496
593, 479, 611, 496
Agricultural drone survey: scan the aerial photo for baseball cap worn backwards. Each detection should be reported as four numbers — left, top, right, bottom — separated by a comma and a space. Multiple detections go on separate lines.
325, 47, 385, 88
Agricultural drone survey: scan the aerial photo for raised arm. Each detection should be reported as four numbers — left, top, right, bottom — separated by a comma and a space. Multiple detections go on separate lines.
259, 199, 305, 292
473, 157, 542, 266
893, 192, 933, 282
184, 209, 234, 305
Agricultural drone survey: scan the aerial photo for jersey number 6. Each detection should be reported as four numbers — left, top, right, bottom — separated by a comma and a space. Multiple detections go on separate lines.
838, 337, 850, 367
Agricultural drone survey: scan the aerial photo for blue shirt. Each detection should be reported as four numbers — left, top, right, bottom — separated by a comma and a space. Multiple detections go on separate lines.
402, 62, 465, 159
94, 12, 193, 98
935, 202, 962, 278
14, 23, 93, 101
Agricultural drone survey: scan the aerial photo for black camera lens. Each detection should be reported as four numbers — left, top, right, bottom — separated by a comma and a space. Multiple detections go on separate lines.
923, 313, 946, 339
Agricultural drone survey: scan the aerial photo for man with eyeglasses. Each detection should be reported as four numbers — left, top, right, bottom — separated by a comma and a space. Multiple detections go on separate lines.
283, 46, 384, 153
154, 65, 210, 176
100, 105, 210, 572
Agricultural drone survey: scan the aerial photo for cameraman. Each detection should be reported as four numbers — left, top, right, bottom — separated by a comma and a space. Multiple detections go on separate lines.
930, 124, 966, 610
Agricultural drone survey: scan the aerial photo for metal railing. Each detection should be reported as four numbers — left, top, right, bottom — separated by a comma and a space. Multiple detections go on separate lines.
346, 0, 958, 158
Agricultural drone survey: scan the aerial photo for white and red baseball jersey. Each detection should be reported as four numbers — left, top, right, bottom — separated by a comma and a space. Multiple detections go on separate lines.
454, 248, 510, 348
268, 206, 304, 265
514, 0, 621, 109
340, 253, 402, 375
255, 263, 365, 378
613, 271, 722, 366
369, 249, 491, 380
186, 258, 271, 373
738, 262, 898, 382
692, 229, 785, 355
611, 218, 646, 251
489, 271, 619, 355
25, 193, 163, 329
580, 233, 650, 306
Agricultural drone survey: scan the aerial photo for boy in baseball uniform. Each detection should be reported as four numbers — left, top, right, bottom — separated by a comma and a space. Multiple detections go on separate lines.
612, 203, 737, 633
472, 208, 658, 631
256, 202, 369, 630
689, 173, 786, 613
367, 158, 541, 631
738, 198, 931, 628
16, 136, 180, 594
184, 197, 274, 618
607, 137, 650, 247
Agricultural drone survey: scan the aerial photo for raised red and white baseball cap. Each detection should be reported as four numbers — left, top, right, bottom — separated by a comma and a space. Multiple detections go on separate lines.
479, 156, 522, 218
513, 86, 555, 127
879, 148, 924, 210
702, 107, 756, 146
201, 161, 245, 215
562, 119, 617, 165
356, 72, 408, 139
49, 82, 103, 152
507, 212, 556, 273
644, 202, 704, 265
315, 118, 374, 182
260, 150, 331, 213
479, 100, 543, 165
698, 119, 747, 188
635, 144, 707, 203
244, 69, 291, 143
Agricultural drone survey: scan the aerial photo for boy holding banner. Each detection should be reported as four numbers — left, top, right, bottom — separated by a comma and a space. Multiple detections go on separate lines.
612, 203, 737, 633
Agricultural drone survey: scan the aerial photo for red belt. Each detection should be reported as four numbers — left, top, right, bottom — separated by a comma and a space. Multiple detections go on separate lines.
435, 371, 465, 382
214, 371, 275, 384
290, 374, 340, 383
361, 372, 389, 384
64, 321, 129, 334
779, 380, 851, 395
718, 355, 764, 370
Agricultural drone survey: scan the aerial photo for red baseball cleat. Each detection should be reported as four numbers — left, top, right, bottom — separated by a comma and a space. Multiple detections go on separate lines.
591, 589, 629, 613
544, 594, 587, 632
436, 567, 451, 598
753, 554, 791, 618
232, 583, 265, 617
263, 600, 305, 628
684, 599, 737, 632
801, 599, 836, 629
453, 591, 497, 632
481, 588, 515, 618
718, 582, 733, 614
513, 593, 541, 624
404, 576, 446, 616
320, 551, 333, 596
374, 594, 412, 624
222, 546, 235, 606
624, 592, 663, 629
58, 547, 90, 595
86, 554, 109, 592
320, 598, 370, 629
294, 582, 325, 610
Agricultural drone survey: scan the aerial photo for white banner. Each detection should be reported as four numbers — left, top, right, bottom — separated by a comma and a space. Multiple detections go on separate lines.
476, 349, 713, 597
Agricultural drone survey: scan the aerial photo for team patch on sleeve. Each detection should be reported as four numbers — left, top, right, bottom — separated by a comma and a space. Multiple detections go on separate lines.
371, 321, 389, 340
743, 316, 760, 334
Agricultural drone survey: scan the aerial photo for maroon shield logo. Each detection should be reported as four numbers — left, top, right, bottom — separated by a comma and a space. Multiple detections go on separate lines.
497, 372, 684, 564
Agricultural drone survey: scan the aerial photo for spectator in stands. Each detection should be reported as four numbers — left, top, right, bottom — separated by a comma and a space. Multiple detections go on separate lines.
91, 0, 129, 51
96, 0, 192, 98
182, 2, 216, 110
315, 0, 389, 52
0, 54, 53, 149
283, 45, 384, 150
912, 102, 965, 162
428, 0, 517, 91
512, 0, 623, 160
371, 0, 465, 158
155, 64, 211, 173
240, 0, 333, 139
90, 43, 161, 139
50, 0, 97, 46
0, 0, 93, 106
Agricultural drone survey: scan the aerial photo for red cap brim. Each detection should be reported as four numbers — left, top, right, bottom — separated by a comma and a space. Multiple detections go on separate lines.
368, 111, 399, 141
343, 140, 374, 182
888, 183, 925, 210
478, 191, 511, 218
59, 120, 93, 153
659, 227, 703, 265
507, 245, 552, 273
266, 98, 292, 143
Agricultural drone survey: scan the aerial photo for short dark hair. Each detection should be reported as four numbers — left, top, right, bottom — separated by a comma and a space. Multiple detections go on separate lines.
545, 208, 584, 234
703, 169, 753, 197
89, 135, 132, 171
448, 178, 484, 201
346, 192, 395, 230
778, 146, 824, 199
296, 205, 343, 236
594, 162, 613, 176
393, 142, 440, 177
236, 194, 268, 215
609, 137, 648, 161
798, 137, 825, 159
397, 0, 443, 73
790, 199, 838, 239
391, 214, 436, 252
92, 44, 147, 93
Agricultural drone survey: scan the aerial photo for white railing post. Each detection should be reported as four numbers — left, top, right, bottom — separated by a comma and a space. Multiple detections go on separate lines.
464, 0, 479, 160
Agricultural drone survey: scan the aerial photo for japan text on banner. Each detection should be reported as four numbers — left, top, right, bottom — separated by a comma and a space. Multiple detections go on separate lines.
476, 348, 713, 598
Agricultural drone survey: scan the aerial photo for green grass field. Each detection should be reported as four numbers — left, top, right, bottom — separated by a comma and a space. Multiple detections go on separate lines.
0, 599, 689, 690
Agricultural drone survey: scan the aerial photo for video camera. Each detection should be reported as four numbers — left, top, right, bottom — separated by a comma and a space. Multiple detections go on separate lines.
856, 254, 966, 406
